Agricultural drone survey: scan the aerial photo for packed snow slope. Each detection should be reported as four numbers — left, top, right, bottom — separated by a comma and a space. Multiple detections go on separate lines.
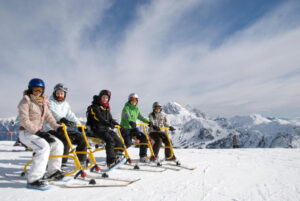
0, 141, 300, 201
1, 102, 300, 148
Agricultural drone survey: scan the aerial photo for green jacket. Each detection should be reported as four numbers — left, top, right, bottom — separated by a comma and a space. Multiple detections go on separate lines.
120, 102, 150, 129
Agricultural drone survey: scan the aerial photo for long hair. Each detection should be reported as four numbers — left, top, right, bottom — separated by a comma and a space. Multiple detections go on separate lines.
150, 111, 156, 120
24, 89, 32, 96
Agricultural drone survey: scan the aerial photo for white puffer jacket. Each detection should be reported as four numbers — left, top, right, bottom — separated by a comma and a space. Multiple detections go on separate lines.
44, 95, 81, 131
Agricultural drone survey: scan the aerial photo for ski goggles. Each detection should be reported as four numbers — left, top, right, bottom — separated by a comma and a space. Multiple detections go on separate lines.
32, 87, 44, 93
154, 106, 162, 110
130, 97, 138, 102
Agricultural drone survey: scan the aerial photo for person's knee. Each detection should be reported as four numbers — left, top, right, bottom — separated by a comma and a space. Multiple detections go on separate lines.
52, 139, 64, 153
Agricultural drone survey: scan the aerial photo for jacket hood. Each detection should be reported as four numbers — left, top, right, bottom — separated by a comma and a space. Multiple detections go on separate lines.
92, 95, 100, 105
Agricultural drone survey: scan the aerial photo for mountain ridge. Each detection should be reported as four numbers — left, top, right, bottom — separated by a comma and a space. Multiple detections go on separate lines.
1, 102, 300, 148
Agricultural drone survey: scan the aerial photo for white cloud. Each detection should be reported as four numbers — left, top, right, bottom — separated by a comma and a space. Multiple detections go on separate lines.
0, 0, 300, 119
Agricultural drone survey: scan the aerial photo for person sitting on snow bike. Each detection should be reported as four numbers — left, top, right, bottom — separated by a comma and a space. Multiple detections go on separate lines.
44, 83, 87, 168
18, 78, 65, 189
86, 90, 124, 169
120, 93, 153, 163
148, 102, 176, 161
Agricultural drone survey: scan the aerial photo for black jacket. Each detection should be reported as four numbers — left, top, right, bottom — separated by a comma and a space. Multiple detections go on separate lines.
87, 95, 119, 133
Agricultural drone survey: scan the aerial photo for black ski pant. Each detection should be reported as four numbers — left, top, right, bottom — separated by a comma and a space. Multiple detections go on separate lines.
122, 128, 148, 158
49, 130, 87, 164
149, 131, 171, 158
93, 130, 123, 164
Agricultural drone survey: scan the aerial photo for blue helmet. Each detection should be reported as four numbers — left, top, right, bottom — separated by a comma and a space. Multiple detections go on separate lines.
28, 78, 45, 89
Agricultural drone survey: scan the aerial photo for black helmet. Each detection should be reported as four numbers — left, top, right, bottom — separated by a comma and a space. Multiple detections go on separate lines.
99, 89, 111, 101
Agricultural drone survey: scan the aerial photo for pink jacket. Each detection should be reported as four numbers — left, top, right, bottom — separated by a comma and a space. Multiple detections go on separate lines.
18, 94, 61, 134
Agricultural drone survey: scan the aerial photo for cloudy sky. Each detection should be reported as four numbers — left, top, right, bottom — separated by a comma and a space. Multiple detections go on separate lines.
1, 0, 300, 120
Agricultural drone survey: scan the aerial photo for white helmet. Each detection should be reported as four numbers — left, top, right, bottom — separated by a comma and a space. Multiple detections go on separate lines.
128, 93, 139, 101
54, 83, 68, 93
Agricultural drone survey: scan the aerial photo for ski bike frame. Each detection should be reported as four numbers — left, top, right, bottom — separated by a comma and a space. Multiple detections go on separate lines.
157, 127, 176, 161
19, 124, 144, 186
77, 123, 155, 170
22, 123, 94, 177
152, 128, 197, 170
77, 124, 126, 174
115, 123, 156, 163
114, 124, 183, 171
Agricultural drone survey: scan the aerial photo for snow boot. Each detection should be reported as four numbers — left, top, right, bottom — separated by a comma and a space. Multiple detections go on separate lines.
107, 157, 122, 169
116, 152, 125, 161
48, 170, 65, 181
27, 179, 50, 190
166, 155, 177, 161
150, 156, 158, 162
139, 156, 149, 163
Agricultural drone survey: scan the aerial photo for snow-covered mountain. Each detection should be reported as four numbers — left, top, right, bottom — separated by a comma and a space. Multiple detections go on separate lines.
163, 102, 300, 149
1, 102, 300, 148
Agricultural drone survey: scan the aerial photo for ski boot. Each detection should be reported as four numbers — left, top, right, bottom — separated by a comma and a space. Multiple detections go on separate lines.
27, 179, 50, 190
48, 170, 65, 181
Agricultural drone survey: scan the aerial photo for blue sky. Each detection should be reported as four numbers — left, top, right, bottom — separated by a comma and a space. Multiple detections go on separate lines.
0, 0, 300, 119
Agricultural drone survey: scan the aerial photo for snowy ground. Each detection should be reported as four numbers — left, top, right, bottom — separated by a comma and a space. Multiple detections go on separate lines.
0, 141, 300, 201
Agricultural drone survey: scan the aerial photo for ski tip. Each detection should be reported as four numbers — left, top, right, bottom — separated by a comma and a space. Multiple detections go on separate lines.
131, 178, 142, 183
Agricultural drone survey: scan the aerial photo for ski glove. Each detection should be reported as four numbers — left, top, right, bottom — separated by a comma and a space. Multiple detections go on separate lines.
56, 126, 64, 134
114, 123, 121, 129
169, 126, 176, 131
132, 129, 143, 139
109, 123, 116, 129
111, 123, 121, 129
77, 127, 87, 133
36, 131, 56, 143
152, 125, 160, 131
60, 118, 76, 128
129, 121, 136, 129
